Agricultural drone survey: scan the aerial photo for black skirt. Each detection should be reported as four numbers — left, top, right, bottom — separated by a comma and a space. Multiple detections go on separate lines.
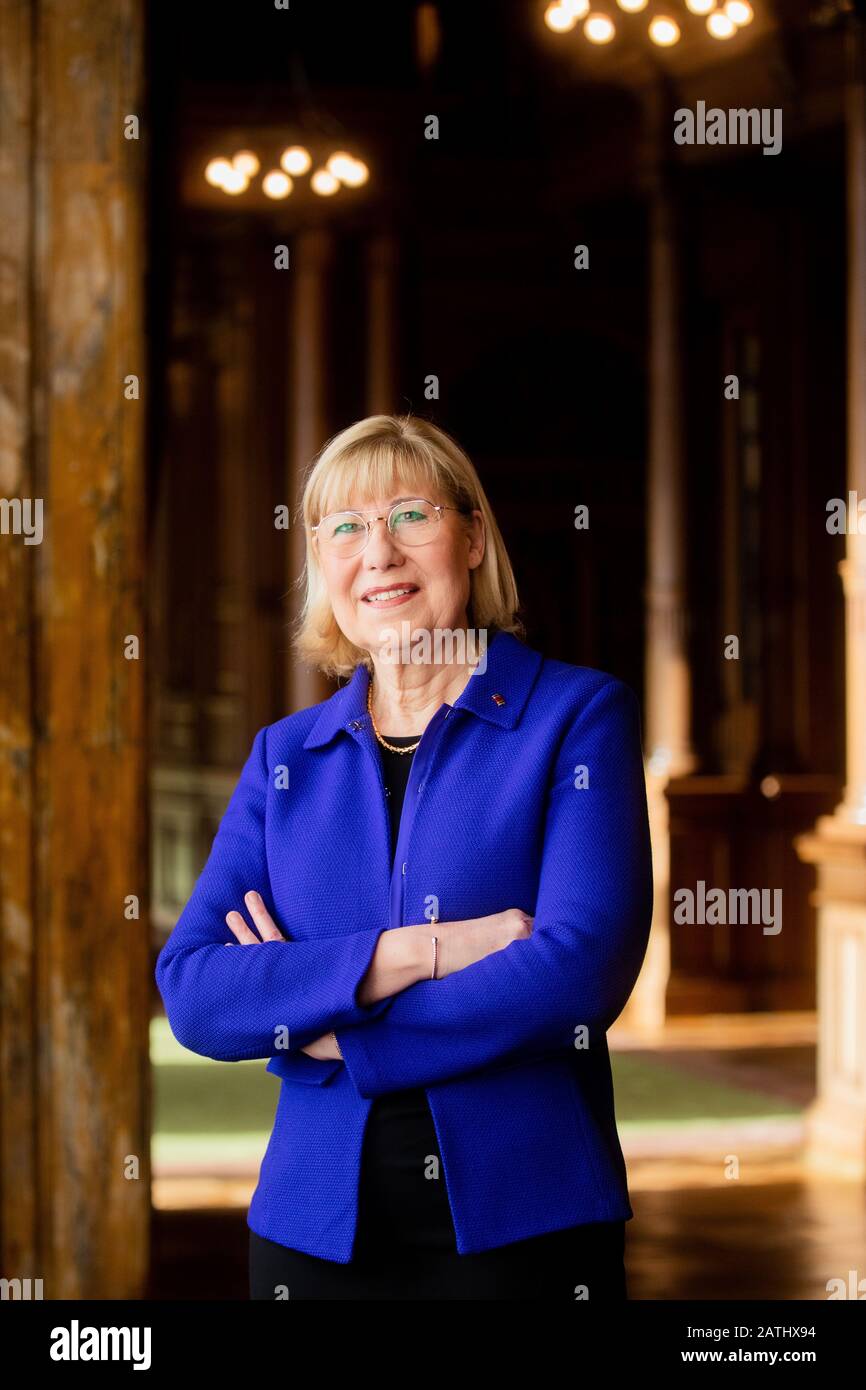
249, 1086, 627, 1301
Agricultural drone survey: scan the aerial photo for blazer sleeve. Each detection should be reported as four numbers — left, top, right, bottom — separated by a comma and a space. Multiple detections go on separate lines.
154, 724, 392, 1063
335, 679, 653, 1098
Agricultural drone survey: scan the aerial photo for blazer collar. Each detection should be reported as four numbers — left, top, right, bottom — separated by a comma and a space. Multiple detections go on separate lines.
302, 628, 543, 750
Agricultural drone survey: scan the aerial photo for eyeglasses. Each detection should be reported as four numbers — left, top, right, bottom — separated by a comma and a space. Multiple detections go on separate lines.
312, 497, 467, 558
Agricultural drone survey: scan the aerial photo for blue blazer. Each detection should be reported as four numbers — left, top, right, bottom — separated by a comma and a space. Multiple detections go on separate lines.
155, 628, 653, 1261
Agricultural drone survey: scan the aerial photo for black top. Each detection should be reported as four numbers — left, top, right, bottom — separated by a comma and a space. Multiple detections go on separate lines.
361, 730, 457, 1248
379, 733, 419, 858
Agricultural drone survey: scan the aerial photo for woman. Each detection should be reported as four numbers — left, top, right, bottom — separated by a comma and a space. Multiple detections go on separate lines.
155, 414, 654, 1301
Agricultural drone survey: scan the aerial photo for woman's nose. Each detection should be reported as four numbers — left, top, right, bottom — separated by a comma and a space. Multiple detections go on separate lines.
364, 515, 401, 559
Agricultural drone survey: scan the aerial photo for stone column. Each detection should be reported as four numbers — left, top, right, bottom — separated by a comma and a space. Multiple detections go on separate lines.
795, 16, 866, 1176
287, 227, 335, 711
626, 83, 697, 1034
365, 231, 401, 415
644, 173, 696, 785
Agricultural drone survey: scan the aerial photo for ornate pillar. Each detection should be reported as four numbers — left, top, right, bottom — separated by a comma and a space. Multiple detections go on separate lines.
287, 227, 335, 711
795, 16, 866, 1176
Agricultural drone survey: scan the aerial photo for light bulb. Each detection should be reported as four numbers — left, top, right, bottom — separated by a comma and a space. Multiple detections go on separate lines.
221, 168, 249, 194
649, 15, 680, 44
280, 146, 312, 176
707, 11, 736, 36
545, 3, 578, 31
232, 150, 260, 177
262, 170, 292, 199
311, 169, 339, 196
340, 158, 369, 187
584, 13, 615, 42
205, 157, 232, 188
327, 151, 358, 182
724, 0, 753, 24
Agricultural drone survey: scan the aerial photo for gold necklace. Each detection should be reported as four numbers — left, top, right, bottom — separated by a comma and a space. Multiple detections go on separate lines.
366, 679, 422, 754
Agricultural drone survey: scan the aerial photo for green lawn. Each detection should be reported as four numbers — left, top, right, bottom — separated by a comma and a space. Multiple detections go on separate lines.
151, 1016, 280, 1165
610, 1052, 801, 1131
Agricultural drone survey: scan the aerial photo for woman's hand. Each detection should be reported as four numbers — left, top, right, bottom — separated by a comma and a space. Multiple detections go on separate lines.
224, 891, 286, 943
223, 894, 341, 1060
432, 907, 533, 979
299, 1033, 342, 1060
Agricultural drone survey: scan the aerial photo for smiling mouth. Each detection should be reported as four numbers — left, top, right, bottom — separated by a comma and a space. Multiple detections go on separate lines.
361, 586, 419, 604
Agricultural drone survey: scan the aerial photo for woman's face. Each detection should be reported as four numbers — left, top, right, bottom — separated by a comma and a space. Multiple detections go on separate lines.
315, 483, 485, 656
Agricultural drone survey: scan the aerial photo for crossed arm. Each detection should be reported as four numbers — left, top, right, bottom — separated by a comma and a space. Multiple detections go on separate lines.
155, 726, 394, 1061
155, 680, 652, 1090
333, 679, 654, 1096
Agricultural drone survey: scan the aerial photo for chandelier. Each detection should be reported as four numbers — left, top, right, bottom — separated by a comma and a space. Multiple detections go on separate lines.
204, 145, 370, 200
544, 0, 755, 45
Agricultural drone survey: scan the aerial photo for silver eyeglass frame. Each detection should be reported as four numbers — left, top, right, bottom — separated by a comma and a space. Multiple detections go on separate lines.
311, 499, 468, 555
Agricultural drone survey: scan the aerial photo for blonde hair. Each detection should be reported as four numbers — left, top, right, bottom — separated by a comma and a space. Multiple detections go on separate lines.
291, 414, 525, 679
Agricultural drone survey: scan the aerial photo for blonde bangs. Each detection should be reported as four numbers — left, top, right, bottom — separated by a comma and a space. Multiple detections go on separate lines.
307, 433, 470, 524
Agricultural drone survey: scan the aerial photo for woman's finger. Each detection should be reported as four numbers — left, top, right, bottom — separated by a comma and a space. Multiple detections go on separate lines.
225, 910, 260, 945
244, 890, 285, 941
